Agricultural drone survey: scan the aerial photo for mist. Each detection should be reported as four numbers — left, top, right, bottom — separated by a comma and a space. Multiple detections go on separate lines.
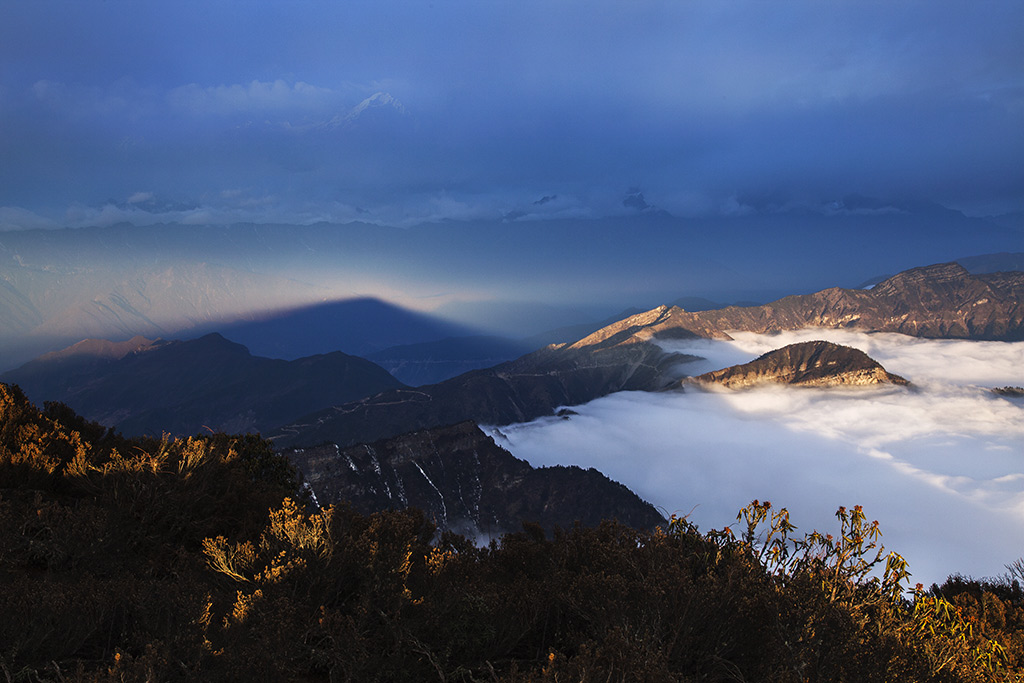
488, 330, 1024, 587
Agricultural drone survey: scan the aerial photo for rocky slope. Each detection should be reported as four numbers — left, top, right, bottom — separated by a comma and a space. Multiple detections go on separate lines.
270, 318, 702, 448
284, 421, 666, 536
1, 333, 404, 437
687, 341, 909, 389
587, 263, 1024, 344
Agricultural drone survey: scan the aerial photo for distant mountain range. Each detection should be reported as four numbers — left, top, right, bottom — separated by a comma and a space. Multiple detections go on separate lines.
6, 260, 1021, 448
363, 308, 648, 386
598, 262, 1024, 342
365, 335, 538, 387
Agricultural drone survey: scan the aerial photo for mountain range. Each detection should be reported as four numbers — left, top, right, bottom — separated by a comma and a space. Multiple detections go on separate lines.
1, 333, 403, 436
7, 260, 1020, 447
270, 262, 1023, 448
4, 257, 1021, 538
6, 260, 1020, 449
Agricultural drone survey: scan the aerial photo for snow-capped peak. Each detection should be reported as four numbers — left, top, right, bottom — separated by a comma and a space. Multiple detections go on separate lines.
344, 92, 407, 122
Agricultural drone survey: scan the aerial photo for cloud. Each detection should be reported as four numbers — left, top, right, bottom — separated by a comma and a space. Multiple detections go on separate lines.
166, 79, 337, 117
2, 1, 1022, 224
489, 331, 1024, 586
0, 206, 61, 231
126, 192, 154, 205
59, 194, 373, 230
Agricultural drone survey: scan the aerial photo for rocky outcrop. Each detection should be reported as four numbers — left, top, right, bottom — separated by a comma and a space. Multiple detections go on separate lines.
687, 341, 909, 389
284, 421, 665, 537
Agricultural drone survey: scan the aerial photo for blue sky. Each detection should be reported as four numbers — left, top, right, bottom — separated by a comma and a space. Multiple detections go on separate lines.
1, 0, 1022, 228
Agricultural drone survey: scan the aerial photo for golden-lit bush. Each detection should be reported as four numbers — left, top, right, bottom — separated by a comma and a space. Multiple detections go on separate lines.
2, 381, 1023, 682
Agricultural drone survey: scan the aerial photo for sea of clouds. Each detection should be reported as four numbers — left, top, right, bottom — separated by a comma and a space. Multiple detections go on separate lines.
487, 329, 1024, 587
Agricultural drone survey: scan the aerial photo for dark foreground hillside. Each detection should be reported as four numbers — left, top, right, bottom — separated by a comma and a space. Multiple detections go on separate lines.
284, 420, 666, 538
1, 383, 1023, 682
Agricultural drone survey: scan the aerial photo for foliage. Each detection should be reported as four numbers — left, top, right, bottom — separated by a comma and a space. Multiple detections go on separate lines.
1, 382, 1023, 681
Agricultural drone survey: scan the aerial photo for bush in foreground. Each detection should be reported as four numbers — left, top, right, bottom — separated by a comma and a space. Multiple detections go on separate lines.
1, 382, 1022, 681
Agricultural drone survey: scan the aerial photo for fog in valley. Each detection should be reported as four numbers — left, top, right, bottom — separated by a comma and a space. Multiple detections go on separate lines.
489, 330, 1024, 586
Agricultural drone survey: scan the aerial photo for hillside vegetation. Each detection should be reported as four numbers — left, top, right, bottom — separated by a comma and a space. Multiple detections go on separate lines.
1, 382, 1022, 681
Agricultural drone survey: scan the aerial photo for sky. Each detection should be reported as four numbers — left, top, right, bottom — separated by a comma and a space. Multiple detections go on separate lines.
489, 330, 1024, 587
1, 0, 1023, 229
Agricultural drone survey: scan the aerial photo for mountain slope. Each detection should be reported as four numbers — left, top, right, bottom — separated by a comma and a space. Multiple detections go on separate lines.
1, 333, 405, 437
270, 321, 701, 448
285, 421, 666, 537
687, 341, 909, 389
594, 263, 1024, 343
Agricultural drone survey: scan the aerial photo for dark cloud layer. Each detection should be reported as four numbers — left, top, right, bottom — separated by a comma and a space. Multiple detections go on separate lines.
1, 1, 1022, 226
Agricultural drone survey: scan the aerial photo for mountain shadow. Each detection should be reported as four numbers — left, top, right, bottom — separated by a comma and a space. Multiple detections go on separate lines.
366, 335, 539, 386
198, 297, 481, 360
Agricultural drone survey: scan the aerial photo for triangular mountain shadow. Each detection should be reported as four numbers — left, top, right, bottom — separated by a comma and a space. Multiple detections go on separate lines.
199, 297, 482, 360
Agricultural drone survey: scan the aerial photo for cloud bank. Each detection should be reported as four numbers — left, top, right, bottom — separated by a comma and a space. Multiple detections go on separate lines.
1, 1, 1022, 225
488, 330, 1024, 586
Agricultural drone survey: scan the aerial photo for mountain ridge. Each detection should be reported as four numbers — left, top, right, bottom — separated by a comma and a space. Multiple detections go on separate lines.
271, 262, 1023, 448
582, 263, 1024, 345
1, 332, 405, 437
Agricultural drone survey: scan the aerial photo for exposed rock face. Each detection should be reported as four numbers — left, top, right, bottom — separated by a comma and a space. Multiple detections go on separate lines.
1, 333, 405, 437
604, 263, 1024, 343
687, 341, 909, 389
284, 421, 665, 536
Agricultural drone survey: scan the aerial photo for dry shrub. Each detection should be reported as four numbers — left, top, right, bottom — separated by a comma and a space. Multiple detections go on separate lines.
3, 383, 1024, 681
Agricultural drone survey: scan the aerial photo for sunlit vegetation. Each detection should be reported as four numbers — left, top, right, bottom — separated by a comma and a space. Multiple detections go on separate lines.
2, 381, 1022, 681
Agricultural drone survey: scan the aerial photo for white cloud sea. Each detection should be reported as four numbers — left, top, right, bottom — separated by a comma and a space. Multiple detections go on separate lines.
487, 329, 1024, 587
